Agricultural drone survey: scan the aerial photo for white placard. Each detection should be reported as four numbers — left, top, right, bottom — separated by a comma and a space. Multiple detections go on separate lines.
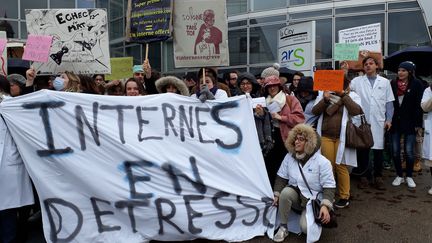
0, 91, 276, 242
338, 23, 381, 52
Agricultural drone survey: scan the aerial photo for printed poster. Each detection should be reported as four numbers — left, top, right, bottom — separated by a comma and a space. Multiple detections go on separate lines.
173, 0, 229, 68
25, 9, 111, 75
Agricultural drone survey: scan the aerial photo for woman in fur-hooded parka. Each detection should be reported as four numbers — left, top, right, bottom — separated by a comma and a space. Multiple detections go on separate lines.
155, 76, 190, 96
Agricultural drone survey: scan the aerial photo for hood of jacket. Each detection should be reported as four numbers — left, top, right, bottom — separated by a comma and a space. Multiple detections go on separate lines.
155, 76, 190, 96
285, 124, 320, 157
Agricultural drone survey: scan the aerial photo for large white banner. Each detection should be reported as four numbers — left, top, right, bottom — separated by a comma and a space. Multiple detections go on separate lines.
25, 9, 111, 75
0, 91, 276, 242
278, 21, 316, 76
173, 0, 229, 68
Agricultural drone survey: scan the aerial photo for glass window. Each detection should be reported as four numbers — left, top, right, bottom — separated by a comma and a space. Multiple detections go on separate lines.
315, 61, 333, 70
21, 21, 27, 39
315, 18, 332, 59
249, 66, 266, 77
251, 0, 286, 12
228, 21, 247, 28
0, 20, 18, 38
164, 41, 174, 72
77, 0, 96, 8
109, 0, 123, 19
21, 0, 48, 20
388, 1, 419, 10
0, 1, 19, 18
109, 18, 124, 40
96, 0, 109, 9
335, 4, 385, 15
250, 24, 285, 64
125, 44, 141, 64
388, 11, 431, 55
290, 0, 306, 5
290, 9, 332, 20
250, 15, 286, 25
50, 0, 75, 8
228, 28, 247, 66
336, 14, 385, 52
111, 47, 124, 58
227, 0, 247, 16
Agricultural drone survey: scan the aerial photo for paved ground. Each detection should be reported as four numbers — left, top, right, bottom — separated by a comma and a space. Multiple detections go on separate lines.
26, 167, 432, 243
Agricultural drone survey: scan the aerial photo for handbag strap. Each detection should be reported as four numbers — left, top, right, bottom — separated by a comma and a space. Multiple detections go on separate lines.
297, 162, 314, 197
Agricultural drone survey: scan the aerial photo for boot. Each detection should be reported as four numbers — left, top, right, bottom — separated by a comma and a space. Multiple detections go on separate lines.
357, 177, 369, 189
413, 159, 422, 172
374, 177, 386, 190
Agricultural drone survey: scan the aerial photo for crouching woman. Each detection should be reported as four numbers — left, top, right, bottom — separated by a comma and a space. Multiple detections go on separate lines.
272, 124, 336, 242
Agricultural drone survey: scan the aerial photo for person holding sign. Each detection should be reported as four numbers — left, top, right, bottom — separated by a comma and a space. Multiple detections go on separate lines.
273, 124, 336, 242
264, 75, 304, 185
191, 68, 228, 101
312, 77, 363, 208
350, 57, 394, 190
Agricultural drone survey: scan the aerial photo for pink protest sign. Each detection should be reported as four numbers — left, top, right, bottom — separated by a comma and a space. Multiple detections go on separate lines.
22, 35, 53, 63
0, 38, 7, 55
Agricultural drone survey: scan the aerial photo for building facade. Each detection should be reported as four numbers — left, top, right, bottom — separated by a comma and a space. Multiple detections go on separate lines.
1, 0, 431, 76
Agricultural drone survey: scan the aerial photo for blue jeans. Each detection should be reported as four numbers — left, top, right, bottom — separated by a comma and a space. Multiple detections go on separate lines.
391, 132, 416, 177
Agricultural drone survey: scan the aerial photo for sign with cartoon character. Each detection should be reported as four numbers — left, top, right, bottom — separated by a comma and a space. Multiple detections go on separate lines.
25, 9, 111, 75
173, 0, 229, 68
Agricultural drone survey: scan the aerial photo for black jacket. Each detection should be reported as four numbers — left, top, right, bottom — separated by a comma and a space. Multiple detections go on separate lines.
390, 78, 424, 134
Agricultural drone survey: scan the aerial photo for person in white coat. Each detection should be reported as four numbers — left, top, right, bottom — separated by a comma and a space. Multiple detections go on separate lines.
272, 124, 336, 242
312, 77, 362, 208
0, 75, 34, 243
350, 57, 395, 190
421, 86, 432, 195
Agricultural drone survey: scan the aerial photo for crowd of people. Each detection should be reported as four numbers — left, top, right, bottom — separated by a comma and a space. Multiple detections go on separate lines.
1, 56, 432, 242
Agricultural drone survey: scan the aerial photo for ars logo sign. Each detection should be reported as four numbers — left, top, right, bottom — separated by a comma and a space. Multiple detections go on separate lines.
280, 48, 305, 67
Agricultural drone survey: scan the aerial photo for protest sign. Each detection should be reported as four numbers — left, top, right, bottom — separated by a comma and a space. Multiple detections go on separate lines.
338, 23, 382, 70
0, 91, 276, 242
278, 21, 315, 76
125, 0, 172, 43
0, 38, 6, 57
173, 0, 229, 68
0, 31, 7, 76
334, 43, 359, 61
25, 9, 111, 75
313, 70, 345, 92
22, 35, 53, 63
105, 57, 133, 81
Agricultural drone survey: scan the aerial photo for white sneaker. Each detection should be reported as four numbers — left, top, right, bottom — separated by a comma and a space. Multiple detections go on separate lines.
428, 187, 432, 195
392, 176, 405, 186
406, 177, 416, 188
273, 226, 289, 242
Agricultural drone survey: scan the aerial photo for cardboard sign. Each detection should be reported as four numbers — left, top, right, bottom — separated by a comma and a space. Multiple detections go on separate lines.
22, 35, 53, 63
0, 32, 7, 76
126, 0, 173, 43
313, 70, 345, 92
0, 91, 276, 242
105, 57, 133, 81
334, 43, 359, 61
25, 9, 111, 75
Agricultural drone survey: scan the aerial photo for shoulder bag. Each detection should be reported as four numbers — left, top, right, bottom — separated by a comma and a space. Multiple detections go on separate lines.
345, 114, 374, 149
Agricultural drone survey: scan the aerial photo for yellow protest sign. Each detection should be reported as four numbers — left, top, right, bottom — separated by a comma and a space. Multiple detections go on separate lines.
105, 57, 133, 81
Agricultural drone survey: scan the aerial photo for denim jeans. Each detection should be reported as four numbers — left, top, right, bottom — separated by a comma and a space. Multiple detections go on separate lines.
391, 132, 416, 177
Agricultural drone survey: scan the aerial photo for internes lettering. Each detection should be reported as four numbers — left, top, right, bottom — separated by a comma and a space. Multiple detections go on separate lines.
22, 101, 73, 156
99, 105, 134, 144
211, 101, 242, 149
195, 107, 213, 144
136, 106, 162, 141
75, 102, 100, 150
44, 198, 83, 242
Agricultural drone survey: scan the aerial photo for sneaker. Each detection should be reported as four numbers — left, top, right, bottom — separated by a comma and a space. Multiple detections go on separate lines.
406, 177, 416, 188
357, 177, 369, 189
374, 177, 386, 190
273, 226, 289, 242
392, 176, 405, 186
428, 187, 432, 195
334, 199, 350, 209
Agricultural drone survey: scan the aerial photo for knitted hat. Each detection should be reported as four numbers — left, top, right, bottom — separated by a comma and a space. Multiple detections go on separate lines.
398, 61, 416, 73
7, 74, 26, 86
132, 65, 144, 73
155, 76, 190, 96
261, 63, 280, 79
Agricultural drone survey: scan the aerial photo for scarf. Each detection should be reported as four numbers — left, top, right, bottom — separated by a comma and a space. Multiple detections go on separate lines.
266, 90, 286, 109
397, 79, 408, 96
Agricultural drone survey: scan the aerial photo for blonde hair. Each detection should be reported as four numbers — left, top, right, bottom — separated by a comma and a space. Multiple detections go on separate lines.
64, 71, 81, 92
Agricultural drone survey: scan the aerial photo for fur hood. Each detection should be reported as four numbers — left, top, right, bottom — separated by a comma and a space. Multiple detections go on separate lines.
155, 76, 190, 96
285, 124, 320, 156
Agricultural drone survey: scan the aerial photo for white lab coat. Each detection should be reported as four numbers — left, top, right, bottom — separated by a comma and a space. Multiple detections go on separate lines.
315, 91, 362, 167
350, 75, 394, 149
421, 87, 432, 160
277, 152, 336, 242
0, 95, 34, 211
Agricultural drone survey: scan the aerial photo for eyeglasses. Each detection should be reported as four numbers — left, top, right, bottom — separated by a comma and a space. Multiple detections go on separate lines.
295, 136, 306, 142
240, 82, 252, 86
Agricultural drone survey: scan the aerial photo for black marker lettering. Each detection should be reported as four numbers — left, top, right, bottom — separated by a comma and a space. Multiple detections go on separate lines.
155, 198, 184, 235
211, 102, 242, 149
195, 107, 214, 144
237, 196, 259, 226
179, 105, 194, 142
212, 191, 236, 229
75, 102, 100, 150
183, 195, 204, 234
44, 198, 83, 242
136, 106, 162, 141
261, 197, 274, 228
90, 197, 121, 233
100, 105, 133, 144
162, 103, 178, 137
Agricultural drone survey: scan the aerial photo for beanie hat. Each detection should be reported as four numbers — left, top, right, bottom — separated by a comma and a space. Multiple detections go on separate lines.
261, 63, 280, 79
155, 76, 190, 96
7, 74, 26, 86
132, 65, 144, 73
237, 72, 257, 87
398, 61, 416, 73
